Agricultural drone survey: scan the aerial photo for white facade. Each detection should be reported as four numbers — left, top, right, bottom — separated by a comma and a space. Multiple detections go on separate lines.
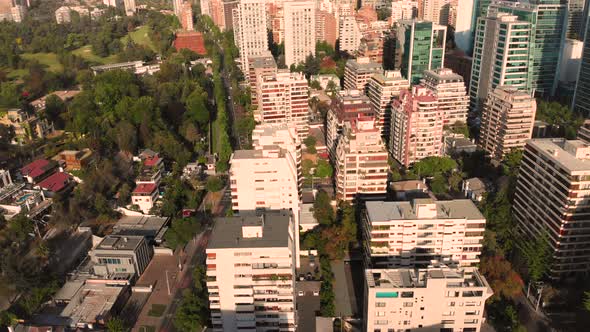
391, 0, 418, 23
206, 211, 296, 331
559, 38, 583, 84
233, 0, 270, 72
230, 125, 302, 265
423, 0, 450, 25
343, 57, 382, 92
453, 0, 476, 52
364, 266, 493, 332
366, 70, 411, 138
338, 15, 362, 53
421, 68, 469, 124
284, 0, 316, 67
362, 199, 486, 268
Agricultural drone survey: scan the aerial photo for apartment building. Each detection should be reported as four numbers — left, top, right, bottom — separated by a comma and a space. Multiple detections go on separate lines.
367, 70, 411, 140
258, 70, 309, 138
233, 0, 269, 72
421, 68, 469, 124
201, 0, 226, 29
180, 1, 194, 31
577, 120, 590, 144
574, 17, 590, 115
514, 139, 590, 278
390, 0, 418, 23
364, 266, 493, 332
283, 0, 316, 67
394, 20, 447, 84
248, 53, 277, 109
479, 86, 536, 161
90, 235, 153, 278
362, 199, 485, 268
315, 10, 337, 47
339, 15, 362, 53
326, 90, 374, 156
230, 127, 302, 264
390, 86, 443, 167
0, 108, 54, 143
343, 57, 382, 92
335, 117, 388, 201
469, 11, 531, 112
206, 210, 296, 332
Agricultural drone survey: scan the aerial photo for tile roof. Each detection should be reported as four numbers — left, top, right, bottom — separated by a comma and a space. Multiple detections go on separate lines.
173, 31, 206, 55
132, 183, 158, 194
21, 159, 55, 178
37, 172, 70, 192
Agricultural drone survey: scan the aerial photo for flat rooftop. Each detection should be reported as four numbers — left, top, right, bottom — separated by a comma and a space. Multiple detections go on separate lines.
95, 235, 144, 251
60, 283, 125, 326
365, 199, 484, 221
113, 215, 169, 237
208, 210, 292, 249
365, 267, 489, 289
527, 138, 590, 172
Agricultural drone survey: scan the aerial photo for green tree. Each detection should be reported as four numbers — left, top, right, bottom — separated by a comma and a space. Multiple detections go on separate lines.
206, 176, 224, 192
413, 157, 457, 177
115, 120, 137, 153
118, 183, 131, 206
326, 80, 339, 96
304, 135, 317, 154
515, 231, 552, 282
185, 88, 210, 128
0, 82, 21, 109
584, 291, 590, 312
43, 94, 66, 127
430, 173, 448, 194
105, 316, 127, 332
313, 190, 334, 226
315, 159, 333, 178
9, 214, 34, 241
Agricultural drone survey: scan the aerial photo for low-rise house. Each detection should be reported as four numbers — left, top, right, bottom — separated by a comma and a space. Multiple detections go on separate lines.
0, 108, 55, 143
90, 235, 154, 279
35, 172, 73, 196
390, 180, 428, 200
444, 134, 477, 155
300, 191, 318, 232
53, 149, 94, 171
30, 90, 81, 112
90, 61, 161, 75
112, 215, 170, 244
310, 74, 341, 90
462, 177, 489, 202
0, 187, 51, 220
21, 159, 59, 184
131, 183, 159, 214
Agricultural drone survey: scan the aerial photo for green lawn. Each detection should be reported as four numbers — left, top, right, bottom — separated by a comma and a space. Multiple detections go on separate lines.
21, 52, 64, 72
71, 45, 119, 65
122, 25, 157, 51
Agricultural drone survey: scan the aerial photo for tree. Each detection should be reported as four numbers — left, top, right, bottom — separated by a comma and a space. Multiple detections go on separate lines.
515, 231, 552, 282
43, 94, 66, 127
9, 214, 34, 241
304, 135, 317, 154
413, 156, 457, 177
536, 100, 584, 139
105, 317, 127, 332
584, 291, 590, 312
115, 120, 137, 153
118, 183, 131, 206
206, 176, 224, 192
309, 80, 322, 90
480, 255, 524, 300
0, 82, 21, 109
304, 54, 321, 77
447, 171, 464, 192
185, 88, 210, 128
430, 173, 448, 194
325, 80, 339, 96
315, 159, 333, 178
313, 190, 334, 226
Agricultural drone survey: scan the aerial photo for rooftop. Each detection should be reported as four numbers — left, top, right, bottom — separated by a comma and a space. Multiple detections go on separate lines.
248, 53, 277, 69
21, 159, 57, 178
365, 267, 490, 289
390, 180, 426, 192
132, 183, 158, 194
60, 282, 126, 326
37, 172, 70, 192
527, 138, 590, 172
95, 235, 144, 251
365, 199, 484, 221
346, 57, 382, 71
113, 215, 169, 237
208, 210, 292, 249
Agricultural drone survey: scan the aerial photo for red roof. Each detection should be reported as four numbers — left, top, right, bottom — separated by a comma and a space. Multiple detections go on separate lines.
173, 31, 206, 55
133, 183, 158, 194
37, 172, 70, 192
21, 159, 55, 178
144, 155, 161, 167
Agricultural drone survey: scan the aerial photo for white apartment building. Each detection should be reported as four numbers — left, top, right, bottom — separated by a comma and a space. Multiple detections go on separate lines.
233, 0, 270, 72
335, 117, 389, 201
453, 0, 476, 53
479, 86, 536, 161
390, 86, 443, 167
343, 57, 383, 92
257, 70, 309, 138
391, 0, 418, 23
230, 127, 302, 264
514, 139, 590, 278
364, 266, 493, 332
339, 15, 362, 53
248, 53, 277, 109
283, 0, 316, 67
362, 199, 486, 268
422, 68, 469, 124
366, 70, 411, 139
206, 211, 296, 332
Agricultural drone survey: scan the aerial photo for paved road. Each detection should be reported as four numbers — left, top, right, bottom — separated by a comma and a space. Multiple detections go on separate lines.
331, 260, 355, 317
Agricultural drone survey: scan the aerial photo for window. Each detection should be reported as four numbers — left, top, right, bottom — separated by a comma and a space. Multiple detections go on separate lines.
448, 302, 455, 307
375, 320, 388, 325
375, 311, 386, 317
401, 291, 414, 298
403, 302, 413, 307
375, 302, 386, 307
